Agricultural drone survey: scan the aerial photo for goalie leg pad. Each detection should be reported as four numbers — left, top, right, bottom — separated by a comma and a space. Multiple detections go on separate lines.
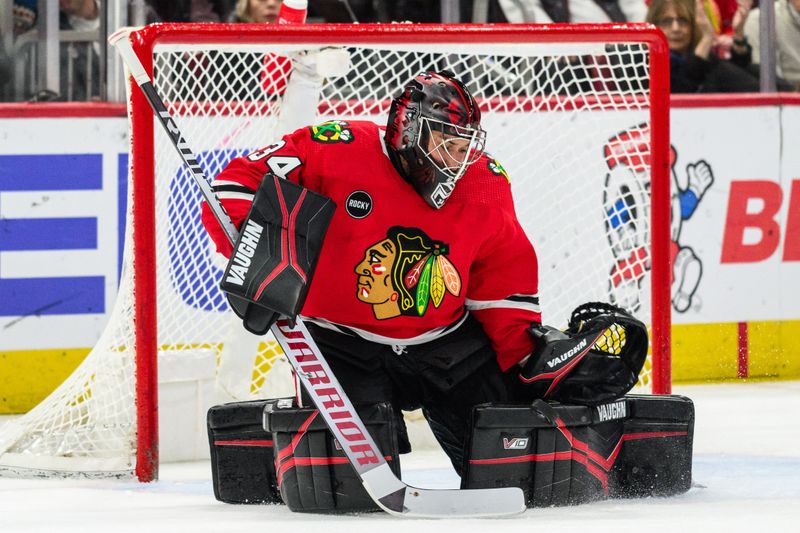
264, 399, 401, 513
462, 395, 694, 506
207, 399, 283, 504
220, 173, 336, 334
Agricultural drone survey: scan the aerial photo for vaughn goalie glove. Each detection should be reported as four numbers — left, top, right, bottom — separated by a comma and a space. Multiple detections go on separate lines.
220, 173, 336, 334
518, 302, 648, 405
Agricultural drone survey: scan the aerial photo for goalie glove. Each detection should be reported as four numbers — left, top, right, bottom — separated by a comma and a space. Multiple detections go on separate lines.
220, 173, 336, 335
518, 302, 648, 406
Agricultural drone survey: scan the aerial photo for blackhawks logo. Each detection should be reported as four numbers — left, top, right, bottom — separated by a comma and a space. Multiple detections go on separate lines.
310, 120, 354, 144
487, 156, 509, 183
354, 227, 462, 320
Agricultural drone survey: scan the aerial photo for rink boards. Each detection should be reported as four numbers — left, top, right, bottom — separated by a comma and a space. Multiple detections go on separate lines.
1, 96, 800, 412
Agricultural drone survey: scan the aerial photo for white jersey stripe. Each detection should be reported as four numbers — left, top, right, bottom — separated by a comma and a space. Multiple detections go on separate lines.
302, 312, 470, 346
211, 179, 251, 188
465, 297, 541, 314
215, 191, 255, 201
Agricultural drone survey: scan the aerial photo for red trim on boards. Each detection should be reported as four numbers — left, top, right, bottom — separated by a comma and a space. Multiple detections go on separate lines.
4, 94, 800, 120
738, 322, 749, 379
0, 102, 127, 118
671, 93, 800, 108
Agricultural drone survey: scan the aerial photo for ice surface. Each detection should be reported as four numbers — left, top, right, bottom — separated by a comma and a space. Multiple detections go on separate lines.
2, 382, 799, 532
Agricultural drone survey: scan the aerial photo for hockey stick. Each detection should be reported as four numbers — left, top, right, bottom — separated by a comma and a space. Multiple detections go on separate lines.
110, 28, 525, 518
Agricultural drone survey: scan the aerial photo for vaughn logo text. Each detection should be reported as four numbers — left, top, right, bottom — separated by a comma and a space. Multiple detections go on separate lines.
225, 220, 264, 286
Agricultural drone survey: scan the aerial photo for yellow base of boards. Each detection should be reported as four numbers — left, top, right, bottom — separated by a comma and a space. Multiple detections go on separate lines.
3, 320, 800, 414
1, 348, 91, 414
673, 320, 800, 383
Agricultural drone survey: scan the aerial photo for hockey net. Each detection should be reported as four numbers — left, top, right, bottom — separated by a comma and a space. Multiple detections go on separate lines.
0, 23, 670, 481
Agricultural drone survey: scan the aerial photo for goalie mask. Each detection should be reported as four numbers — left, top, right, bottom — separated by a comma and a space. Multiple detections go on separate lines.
385, 70, 486, 209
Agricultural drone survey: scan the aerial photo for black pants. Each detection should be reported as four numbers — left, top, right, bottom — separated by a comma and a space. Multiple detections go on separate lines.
304, 316, 510, 476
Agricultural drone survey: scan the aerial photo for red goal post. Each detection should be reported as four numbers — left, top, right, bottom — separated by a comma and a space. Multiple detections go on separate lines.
0, 23, 671, 483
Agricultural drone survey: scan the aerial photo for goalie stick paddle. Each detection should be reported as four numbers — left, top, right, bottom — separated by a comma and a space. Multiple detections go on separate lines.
109, 28, 525, 518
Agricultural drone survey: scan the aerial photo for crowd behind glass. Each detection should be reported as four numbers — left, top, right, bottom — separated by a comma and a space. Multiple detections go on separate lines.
0, 0, 797, 103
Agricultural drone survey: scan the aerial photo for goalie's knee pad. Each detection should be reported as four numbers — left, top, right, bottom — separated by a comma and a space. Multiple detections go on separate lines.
462, 395, 694, 507
264, 399, 402, 513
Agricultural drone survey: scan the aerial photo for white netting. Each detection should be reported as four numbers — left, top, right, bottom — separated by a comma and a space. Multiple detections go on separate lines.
0, 29, 663, 479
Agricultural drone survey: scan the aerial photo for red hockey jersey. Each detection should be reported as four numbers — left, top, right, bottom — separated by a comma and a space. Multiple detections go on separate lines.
201, 120, 540, 370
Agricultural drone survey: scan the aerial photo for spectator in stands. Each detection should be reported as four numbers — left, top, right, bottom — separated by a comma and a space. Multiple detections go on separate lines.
647, 0, 762, 92
145, 0, 233, 23
60, 0, 100, 31
230, 0, 282, 23
2, 3, 28, 98
375, 1, 438, 22
224, 0, 291, 98
14, 0, 37, 35
711, 0, 739, 36
497, 0, 647, 23
0, 33, 11, 97
55, 0, 101, 100
311, 0, 372, 22
304, 0, 436, 23
745, 0, 800, 90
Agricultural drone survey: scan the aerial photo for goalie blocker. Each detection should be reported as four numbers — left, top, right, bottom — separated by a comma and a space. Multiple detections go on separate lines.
220, 173, 336, 335
462, 395, 694, 506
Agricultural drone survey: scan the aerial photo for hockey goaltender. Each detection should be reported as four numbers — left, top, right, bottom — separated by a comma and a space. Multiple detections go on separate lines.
202, 71, 695, 514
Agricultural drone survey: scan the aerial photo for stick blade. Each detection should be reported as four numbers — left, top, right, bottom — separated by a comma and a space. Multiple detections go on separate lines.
362, 463, 525, 518
385, 485, 526, 518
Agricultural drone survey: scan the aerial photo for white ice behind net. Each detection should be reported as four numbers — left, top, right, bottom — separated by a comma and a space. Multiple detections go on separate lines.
0, 39, 655, 478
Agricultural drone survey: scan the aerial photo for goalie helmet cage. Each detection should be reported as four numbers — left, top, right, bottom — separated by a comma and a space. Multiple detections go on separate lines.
0, 23, 671, 483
